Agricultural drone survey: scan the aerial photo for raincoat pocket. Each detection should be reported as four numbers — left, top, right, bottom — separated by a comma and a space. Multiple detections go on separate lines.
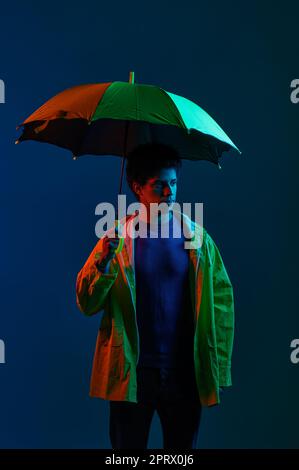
95, 329, 124, 378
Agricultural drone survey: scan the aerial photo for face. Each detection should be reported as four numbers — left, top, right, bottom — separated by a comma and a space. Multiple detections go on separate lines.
133, 167, 178, 209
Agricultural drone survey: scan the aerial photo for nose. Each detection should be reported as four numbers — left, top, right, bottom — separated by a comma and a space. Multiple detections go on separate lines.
163, 183, 172, 196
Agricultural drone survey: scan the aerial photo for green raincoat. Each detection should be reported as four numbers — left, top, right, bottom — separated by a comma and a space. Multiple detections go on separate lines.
76, 210, 234, 407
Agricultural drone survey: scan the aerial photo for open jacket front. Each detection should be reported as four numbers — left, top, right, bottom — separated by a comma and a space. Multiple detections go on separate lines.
76, 210, 235, 407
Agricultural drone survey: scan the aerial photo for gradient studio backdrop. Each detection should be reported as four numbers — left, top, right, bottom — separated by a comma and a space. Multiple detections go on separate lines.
0, 0, 298, 449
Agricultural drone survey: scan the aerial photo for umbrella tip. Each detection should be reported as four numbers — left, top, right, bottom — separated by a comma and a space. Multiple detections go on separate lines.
129, 71, 135, 84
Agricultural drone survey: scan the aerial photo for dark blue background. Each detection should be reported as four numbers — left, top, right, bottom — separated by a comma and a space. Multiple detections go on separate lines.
0, 0, 298, 448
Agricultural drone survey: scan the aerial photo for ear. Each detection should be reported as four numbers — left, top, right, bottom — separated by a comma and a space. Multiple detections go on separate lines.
132, 181, 142, 197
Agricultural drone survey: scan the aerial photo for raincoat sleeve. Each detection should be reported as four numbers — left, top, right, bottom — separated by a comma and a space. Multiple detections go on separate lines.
76, 236, 119, 316
210, 238, 235, 387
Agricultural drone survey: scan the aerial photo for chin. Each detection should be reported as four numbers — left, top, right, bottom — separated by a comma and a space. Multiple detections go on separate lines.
159, 199, 174, 204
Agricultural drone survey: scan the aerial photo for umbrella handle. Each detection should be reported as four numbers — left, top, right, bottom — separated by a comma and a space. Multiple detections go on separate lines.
115, 237, 124, 254
114, 219, 125, 254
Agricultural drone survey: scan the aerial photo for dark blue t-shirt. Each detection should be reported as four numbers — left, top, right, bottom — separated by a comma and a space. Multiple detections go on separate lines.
135, 213, 195, 368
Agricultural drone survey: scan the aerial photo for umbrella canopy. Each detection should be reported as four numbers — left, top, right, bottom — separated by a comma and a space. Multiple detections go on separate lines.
16, 72, 240, 168
16, 72, 240, 251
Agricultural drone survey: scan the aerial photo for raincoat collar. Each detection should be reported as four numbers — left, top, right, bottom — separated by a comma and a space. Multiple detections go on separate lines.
118, 208, 203, 274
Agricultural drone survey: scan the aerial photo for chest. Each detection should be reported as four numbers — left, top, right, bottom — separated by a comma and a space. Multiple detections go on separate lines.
135, 234, 189, 278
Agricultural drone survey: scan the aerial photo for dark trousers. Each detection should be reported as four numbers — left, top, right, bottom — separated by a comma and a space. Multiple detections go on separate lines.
109, 364, 202, 449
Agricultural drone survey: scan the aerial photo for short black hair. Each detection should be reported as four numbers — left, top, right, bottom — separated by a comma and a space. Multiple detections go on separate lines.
126, 143, 182, 199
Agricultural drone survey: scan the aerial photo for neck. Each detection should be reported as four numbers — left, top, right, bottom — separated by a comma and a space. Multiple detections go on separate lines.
138, 204, 173, 225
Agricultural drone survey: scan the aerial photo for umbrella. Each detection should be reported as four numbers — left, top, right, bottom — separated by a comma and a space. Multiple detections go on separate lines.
16, 71, 240, 194
16, 72, 240, 252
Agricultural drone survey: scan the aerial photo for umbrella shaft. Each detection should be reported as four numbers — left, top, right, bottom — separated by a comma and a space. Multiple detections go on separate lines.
118, 156, 125, 197
117, 120, 129, 218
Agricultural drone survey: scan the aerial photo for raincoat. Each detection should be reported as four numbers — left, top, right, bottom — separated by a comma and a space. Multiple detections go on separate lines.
76, 210, 235, 406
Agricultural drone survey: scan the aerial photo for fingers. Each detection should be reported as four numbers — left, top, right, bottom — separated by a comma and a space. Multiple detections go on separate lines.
108, 241, 119, 252
101, 226, 121, 258
104, 236, 119, 246
103, 237, 119, 255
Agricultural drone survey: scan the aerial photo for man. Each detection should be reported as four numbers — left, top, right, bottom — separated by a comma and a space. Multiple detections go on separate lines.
76, 143, 235, 449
